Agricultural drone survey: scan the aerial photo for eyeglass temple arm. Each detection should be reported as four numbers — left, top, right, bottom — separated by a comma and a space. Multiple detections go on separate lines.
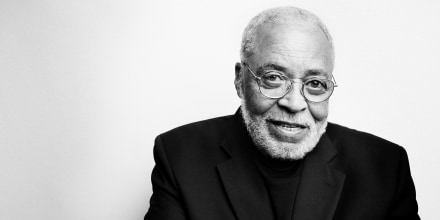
332, 75, 338, 87
242, 62, 260, 80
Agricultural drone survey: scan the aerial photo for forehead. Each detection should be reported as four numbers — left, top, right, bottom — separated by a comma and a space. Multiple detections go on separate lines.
250, 23, 333, 77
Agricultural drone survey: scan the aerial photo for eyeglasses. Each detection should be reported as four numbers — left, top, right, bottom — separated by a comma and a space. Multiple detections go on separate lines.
242, 62, 338, 103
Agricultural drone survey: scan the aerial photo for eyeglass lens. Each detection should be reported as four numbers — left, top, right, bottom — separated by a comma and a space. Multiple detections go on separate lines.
258, 76, 334, 102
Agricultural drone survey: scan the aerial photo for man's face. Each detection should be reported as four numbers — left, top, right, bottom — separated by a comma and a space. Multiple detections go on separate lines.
237, 23, 334, 160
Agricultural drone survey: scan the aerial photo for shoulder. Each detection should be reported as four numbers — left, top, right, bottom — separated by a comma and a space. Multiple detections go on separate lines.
153, 114, 236, 160
326, 122, 406, 162
151, 114, 237, 177
325, 123, 418, 217
325, 123, 410, 187
326, 122, 403, 150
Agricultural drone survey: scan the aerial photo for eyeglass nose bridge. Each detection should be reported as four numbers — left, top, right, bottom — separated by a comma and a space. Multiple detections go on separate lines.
279, 78, 307, 99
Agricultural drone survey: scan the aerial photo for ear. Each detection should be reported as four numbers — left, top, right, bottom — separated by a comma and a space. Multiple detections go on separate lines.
234, 62, 243, 98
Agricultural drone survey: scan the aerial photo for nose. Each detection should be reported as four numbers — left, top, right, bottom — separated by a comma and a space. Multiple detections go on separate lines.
277, 83, 307, 113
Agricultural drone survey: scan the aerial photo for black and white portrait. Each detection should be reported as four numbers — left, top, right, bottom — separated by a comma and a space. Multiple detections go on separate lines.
0, 0, 438, 219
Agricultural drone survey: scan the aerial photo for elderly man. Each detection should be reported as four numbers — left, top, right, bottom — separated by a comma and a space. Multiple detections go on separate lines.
145, 6, 419, 220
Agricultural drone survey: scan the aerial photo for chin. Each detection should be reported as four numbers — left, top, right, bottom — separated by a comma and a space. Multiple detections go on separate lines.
240, 103, 327, 160
257, 129, 325, 160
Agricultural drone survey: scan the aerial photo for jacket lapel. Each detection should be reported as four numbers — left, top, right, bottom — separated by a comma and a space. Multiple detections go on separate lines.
292, 133, 345, 220
217, 114, 274, 220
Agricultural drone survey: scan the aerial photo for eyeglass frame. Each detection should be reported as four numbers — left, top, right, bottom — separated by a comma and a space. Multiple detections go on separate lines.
242, 62, 338, 103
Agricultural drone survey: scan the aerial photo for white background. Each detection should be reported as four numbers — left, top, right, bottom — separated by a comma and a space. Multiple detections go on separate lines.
1, 0, 439, 219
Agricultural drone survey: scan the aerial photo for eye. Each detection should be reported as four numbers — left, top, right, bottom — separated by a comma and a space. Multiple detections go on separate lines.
305, 79, 327, 89
262, 72, 283, 81
260, 72, 286, 88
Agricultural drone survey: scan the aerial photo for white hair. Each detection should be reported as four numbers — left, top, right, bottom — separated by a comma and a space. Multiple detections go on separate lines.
240, 6, 334, 63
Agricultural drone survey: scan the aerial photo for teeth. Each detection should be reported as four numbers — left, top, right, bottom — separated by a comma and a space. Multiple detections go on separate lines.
280, 124, 298, 128
268, 119, 306, 130
278, 124, 302, 131
275, 122, 303, 128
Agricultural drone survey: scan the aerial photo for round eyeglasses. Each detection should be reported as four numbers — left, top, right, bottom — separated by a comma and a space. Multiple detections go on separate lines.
243, 62, 338, 103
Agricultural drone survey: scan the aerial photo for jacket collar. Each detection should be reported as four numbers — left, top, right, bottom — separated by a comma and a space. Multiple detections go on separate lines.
291, 132, 345, 220
217, 111, 345, 220
217, 111, 274, 220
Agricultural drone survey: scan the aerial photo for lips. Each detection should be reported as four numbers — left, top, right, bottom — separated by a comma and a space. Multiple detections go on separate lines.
266, 119, 309, 142
268, 119, 307, 129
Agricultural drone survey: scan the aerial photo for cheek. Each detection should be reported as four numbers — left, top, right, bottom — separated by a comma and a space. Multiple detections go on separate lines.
242, 80, 275, 115
308, 101, 329, 121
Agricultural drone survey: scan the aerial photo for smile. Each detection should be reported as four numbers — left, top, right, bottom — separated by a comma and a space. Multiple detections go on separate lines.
269, 120, 307, 128
267, 119, 309, 138
278, 125, 304, 131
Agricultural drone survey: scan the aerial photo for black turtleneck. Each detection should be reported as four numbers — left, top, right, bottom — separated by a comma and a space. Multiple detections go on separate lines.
253, 147, 303, 220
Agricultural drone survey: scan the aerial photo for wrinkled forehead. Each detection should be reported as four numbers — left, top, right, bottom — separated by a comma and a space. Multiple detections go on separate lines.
251, 22, 334, 71
256, 22, 331, 53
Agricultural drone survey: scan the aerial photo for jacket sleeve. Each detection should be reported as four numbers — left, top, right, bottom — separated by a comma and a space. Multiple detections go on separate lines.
145, 136, 188, 220
387, 148, 420, 220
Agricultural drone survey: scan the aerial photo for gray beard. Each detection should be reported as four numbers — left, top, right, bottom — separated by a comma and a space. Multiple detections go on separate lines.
240, 101, 327, 160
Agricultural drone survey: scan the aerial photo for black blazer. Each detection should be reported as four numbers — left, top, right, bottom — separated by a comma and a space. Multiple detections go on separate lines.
145, 112, 420, 220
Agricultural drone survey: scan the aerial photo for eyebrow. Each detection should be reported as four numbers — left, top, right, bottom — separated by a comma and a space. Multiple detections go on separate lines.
305, 69, 330, 78
256, 62, 330, 78
256, 63, 287, 73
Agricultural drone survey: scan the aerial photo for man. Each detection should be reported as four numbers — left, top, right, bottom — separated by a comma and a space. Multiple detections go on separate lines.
145, 6, 420, 220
